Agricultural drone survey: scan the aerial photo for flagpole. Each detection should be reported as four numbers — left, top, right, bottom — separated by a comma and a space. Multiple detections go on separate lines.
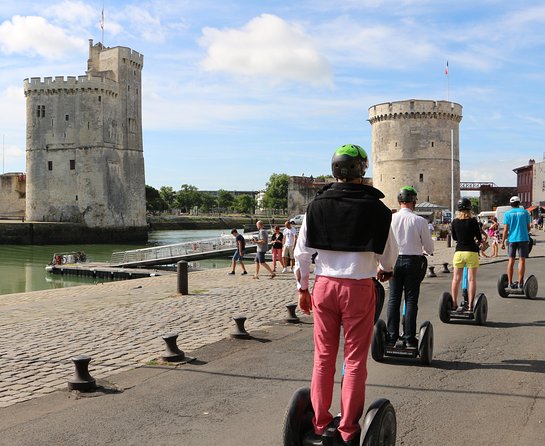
445, 60, 449, 101
101, 2, 104, 45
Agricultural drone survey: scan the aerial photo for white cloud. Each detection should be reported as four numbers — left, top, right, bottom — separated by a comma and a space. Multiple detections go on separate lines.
199, 14, 332, 86
317, 17, 438, 70
43, 0, 96, 29
0, 15, 86, 59
124, 6, 166, 43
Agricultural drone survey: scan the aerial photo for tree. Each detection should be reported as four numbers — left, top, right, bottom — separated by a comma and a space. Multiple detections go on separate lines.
234, 194, 256, 214
200, 193, 217, 212
145, 185, 167, 214
470, 197, 479, 214
263, 173, 289, 210
175, 184, 201, 213
217, 189, 235, 211
159, 186, 177, 211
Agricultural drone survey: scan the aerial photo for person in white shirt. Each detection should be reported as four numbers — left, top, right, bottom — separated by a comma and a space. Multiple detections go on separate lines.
281, 220, 297, 273
294, 144, 398, 446
386, 186, 434, 348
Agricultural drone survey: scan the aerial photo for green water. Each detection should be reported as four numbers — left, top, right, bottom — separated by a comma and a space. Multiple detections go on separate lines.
0, 229, 235, 296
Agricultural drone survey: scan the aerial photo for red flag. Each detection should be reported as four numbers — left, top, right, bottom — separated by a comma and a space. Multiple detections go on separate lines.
445, 60, 449, 76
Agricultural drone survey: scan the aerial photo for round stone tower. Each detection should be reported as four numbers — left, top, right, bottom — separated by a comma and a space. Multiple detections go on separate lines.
368, 99, 462, 211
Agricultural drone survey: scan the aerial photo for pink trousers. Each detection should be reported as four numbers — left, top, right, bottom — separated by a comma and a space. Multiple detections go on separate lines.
310, 275, 375, 442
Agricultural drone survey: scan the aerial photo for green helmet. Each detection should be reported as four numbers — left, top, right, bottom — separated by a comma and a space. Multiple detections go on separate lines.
331, 144, 368, 180
397, 186, 418, 203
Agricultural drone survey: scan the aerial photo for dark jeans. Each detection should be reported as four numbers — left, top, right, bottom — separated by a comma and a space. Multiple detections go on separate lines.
387, 255, 423, 342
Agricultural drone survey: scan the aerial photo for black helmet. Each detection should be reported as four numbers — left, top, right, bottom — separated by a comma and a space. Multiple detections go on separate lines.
457, 197, 472, 211
397, 186, 418, 203
331, 144, 368, 181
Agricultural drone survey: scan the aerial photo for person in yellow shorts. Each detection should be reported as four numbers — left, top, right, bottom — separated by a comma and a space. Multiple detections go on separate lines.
450, 198, 483, 312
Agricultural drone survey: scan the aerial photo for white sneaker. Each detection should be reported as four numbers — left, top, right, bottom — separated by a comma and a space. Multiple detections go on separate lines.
282, 267, 288, 273
290, 268, 294, 272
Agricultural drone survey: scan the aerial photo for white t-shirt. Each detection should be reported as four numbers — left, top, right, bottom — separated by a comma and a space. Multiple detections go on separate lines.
283, 227, 297, 247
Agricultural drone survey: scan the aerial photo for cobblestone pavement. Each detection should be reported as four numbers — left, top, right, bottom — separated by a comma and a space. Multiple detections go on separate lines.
1, 234, 543, 407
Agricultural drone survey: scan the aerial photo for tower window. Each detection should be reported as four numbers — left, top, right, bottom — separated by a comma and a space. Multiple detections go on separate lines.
65, 114, 69, 121
431, 141, 434, 147
420, 173, 424, 182
98, 95, 102, 102
48, 161, 53, 171
37, 105, 45, 118
70, 160, 75, 170
128, 85, 130, 91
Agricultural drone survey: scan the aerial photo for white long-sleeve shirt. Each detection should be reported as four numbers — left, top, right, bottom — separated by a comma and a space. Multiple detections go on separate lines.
391, 208, 434, 256
294, 215, 399, 290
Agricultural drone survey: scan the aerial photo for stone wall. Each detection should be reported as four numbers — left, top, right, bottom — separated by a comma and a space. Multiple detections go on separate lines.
0, 173, 26, 219
0, 222, 147, 244
479, 186, 517, 211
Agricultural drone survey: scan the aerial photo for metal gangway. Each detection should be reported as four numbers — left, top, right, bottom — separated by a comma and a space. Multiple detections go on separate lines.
109, 233, 259, 267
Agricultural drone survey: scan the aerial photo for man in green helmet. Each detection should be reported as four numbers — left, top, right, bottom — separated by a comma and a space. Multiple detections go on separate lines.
294, 144, 398, 446
387, 186, 434, 348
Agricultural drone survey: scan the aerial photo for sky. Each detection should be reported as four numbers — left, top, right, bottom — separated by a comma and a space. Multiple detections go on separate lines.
1, 0, 545, 192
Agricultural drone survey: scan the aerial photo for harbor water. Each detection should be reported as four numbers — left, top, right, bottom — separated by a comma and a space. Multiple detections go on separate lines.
0, 229, 236, 296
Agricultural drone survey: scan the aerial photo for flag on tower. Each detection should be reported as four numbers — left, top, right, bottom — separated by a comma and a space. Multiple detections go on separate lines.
445, 60, 449, 76
100, 8, 104, 30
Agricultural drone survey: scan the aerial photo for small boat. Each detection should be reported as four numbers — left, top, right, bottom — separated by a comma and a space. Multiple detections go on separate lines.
46, 251, 88, 272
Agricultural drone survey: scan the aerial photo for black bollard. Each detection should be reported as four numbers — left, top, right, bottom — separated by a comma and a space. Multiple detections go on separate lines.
447, 234, 452, 248
161, 333, 186, 362
427, 266, 437, 278
177, 260, 188, 295
285, 303, 300, 323
442, 263, 451, 273
231, 315, 250, 339
67, 355, 97, 392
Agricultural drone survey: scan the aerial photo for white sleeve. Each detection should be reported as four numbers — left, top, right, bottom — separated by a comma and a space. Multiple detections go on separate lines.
293, 217, 315, 290
377, 227, 398, 272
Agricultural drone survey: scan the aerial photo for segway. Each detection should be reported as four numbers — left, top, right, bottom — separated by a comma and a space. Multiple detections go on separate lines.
439, 267, 488, 325
497, 273, 538, 299
282, 387, 396, 446
372, 256, 433, 366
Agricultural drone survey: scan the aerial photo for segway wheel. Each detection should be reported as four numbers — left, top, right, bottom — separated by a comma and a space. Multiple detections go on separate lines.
498, 274, 509, 298
282, 387, 314, 446
371, 319, 386, 363
418, 321, 434, 365
373, 279, 385, 324
474, 293, 488, 326
524, 275, 538, 300
419, 255, 428, 283
361, 398, 397, 446
439, 292, 452, 323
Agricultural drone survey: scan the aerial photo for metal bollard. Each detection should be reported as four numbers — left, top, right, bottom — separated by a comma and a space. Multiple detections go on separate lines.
67, 355, 97, 392
447, 234, 452, 248
161, 333, 186, 362
427, 266, 437, 278
442, 263, 450, 273
285, 304, 300, 323
231, 315, 250, 339
177, 260, 188, 295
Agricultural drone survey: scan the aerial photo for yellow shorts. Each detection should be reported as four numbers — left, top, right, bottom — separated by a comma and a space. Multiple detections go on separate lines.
453, 251, 480, 269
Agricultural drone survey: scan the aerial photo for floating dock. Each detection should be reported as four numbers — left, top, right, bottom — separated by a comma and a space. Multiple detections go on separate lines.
45, 262, 169, 280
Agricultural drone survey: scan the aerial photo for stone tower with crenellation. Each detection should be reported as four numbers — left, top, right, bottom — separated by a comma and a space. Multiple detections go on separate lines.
368, 99, 463, 210
23, 39, 146, 230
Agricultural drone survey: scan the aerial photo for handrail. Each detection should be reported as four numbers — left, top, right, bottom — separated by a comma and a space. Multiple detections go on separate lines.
110, 233, 258, 265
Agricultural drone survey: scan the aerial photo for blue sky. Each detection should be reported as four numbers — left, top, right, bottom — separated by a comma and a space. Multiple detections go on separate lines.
1, 0, 545, 192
